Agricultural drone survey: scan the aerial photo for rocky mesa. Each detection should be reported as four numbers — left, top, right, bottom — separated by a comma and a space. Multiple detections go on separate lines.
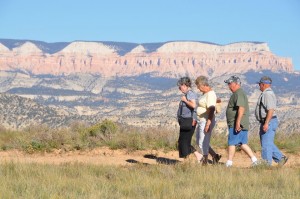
0, 39, 293, 77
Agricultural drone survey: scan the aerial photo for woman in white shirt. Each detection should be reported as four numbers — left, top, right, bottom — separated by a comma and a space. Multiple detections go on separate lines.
195, 76, 221, 165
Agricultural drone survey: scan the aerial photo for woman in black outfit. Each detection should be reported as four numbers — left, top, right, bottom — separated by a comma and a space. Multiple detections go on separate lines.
177, 77, 202, 161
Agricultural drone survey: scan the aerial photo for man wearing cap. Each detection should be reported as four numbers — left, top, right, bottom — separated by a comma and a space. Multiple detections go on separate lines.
224, 75, 258, 167
255, 76, 288, 166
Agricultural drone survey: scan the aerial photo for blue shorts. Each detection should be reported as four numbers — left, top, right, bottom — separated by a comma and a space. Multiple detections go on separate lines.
228, 128, 248, 146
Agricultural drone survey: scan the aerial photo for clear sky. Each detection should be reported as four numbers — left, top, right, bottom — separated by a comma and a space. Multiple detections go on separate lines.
0, 0, 299, 70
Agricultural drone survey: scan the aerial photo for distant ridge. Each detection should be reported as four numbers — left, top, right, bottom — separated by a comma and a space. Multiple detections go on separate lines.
0, 39, 293, 77
0, 39, 69, 54
0, 38, 269, 55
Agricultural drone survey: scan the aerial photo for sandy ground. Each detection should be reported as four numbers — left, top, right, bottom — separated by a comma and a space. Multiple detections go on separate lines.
0, 147, 299, 168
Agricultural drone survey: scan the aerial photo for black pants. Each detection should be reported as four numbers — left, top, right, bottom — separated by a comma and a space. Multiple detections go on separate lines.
178, 126, 196, 158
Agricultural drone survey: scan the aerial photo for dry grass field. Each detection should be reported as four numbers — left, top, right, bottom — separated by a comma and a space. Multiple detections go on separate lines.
0, 148, 299, 199
0, 147, 299, 168
0, 121, 299, 198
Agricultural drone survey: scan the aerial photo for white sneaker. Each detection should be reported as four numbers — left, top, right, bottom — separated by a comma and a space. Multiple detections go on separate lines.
251, 161, 259, 167
225, 160, 232, 167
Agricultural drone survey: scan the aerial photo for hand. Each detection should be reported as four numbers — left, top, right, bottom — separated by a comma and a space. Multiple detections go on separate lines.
181, 95, 187, 102
263, 123, 269, 132
205, 120, 211, 133
204, 125, 210, 133
192, 120, 197, 126
235, 122, 242, 132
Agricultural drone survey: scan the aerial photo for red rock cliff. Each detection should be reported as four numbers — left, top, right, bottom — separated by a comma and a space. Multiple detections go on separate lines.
0, 41, 293, 77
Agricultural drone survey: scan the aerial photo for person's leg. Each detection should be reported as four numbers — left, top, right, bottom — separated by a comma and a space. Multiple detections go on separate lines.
240, 144, 256, 159
209, 147, 222, 164
182, 126, 197, 161
260, 124, 276, 165
194, 123, 203, 161
188, 126, 197, 154
226, 127, 237, 167
196, 120, 206, 155
194, 150, 202, 162
202, 119, 216, 165
178, 129, 190, 158
209, 146, 216, 157
227, 146, 235, 161
238, 130, 258, 164
269, 119, 283, 163
202, 121, 213, 156
205, 119, 222, 163
226, 145, 235, 167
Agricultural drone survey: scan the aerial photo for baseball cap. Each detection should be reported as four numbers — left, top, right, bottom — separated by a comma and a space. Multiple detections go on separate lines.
257, 76, 272, 84
224, 75, 241, 84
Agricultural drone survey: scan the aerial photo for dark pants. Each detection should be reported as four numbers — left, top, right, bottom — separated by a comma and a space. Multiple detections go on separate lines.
178, 126, 196, 158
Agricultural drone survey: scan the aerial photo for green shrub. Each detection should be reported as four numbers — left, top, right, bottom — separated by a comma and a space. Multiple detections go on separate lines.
0, 122, 300, 154
87, 119, 118, 140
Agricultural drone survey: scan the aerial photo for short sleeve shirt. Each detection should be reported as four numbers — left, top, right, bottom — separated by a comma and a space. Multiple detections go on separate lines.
226, 88, 250, 130
255, 87, 277, 121
196, 90, 217, 121
177, 90, 197, 118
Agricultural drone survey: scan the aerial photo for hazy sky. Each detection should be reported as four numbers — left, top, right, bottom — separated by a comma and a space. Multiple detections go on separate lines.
0, 0, 299, 70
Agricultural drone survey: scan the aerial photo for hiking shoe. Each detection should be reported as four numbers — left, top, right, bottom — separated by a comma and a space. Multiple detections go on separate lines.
225, 161, 232, 167
278, 156, 288, 166
225, 163, 232, 167
251, 160, 259, 167
251, 160, 264, 167
202, 158, 208, 166
212, 154, 222, 164
197, 157, 203, 164
250, 160, 270, 168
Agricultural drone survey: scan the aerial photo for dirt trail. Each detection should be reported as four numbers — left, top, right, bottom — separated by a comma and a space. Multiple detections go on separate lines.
0, 147, 299, 168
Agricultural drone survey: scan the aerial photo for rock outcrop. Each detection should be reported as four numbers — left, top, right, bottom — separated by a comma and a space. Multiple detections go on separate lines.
0, 40, 293, 77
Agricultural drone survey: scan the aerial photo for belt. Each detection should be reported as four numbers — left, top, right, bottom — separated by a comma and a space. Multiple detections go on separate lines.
259, 116, 277, 124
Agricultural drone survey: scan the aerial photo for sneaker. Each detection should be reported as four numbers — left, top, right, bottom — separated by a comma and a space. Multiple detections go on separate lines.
251, 161, 259, 167
197, 157, 203, 164
225, 160, 232, 167
225, 163, 232, 167
202, 156, 208, 166
278, 156, 288, 166
250, 160, 270, 168
212, 154, 222, 164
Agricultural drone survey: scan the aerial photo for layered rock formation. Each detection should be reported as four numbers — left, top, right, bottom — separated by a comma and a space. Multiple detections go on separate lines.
0, 40, 293, 77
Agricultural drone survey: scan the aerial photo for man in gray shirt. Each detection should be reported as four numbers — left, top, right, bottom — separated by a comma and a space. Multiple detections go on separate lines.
255, 76, 288, 166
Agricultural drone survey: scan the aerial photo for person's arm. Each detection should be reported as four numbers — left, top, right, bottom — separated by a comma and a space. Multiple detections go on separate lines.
205, 106, 215, 132
181, 95, 197, 126
181, 96, 196, 109
263, 109, 274, 132
235, 106, 244, 132
262, 91, 276, 132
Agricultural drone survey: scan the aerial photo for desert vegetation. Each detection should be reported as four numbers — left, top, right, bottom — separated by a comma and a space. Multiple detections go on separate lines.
0, 119, 299, 154
0, 161, 299, 198
0, 120, 299, 198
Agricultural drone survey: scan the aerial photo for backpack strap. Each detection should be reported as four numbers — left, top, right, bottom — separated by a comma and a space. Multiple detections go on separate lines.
180, 90, 193, 117
259, 91, 270, 122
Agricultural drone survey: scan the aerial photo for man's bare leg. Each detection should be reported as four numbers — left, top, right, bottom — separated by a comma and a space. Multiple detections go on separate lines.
226, 145, 236, 167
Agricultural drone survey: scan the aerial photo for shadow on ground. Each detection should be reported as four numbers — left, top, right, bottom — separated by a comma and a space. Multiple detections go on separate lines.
125, 154, 181, 165
125, 159, 150, 165
144, 154, 180, 165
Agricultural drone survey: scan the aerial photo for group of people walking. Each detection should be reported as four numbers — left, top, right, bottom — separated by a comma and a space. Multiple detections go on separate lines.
177, 75, 288, 167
